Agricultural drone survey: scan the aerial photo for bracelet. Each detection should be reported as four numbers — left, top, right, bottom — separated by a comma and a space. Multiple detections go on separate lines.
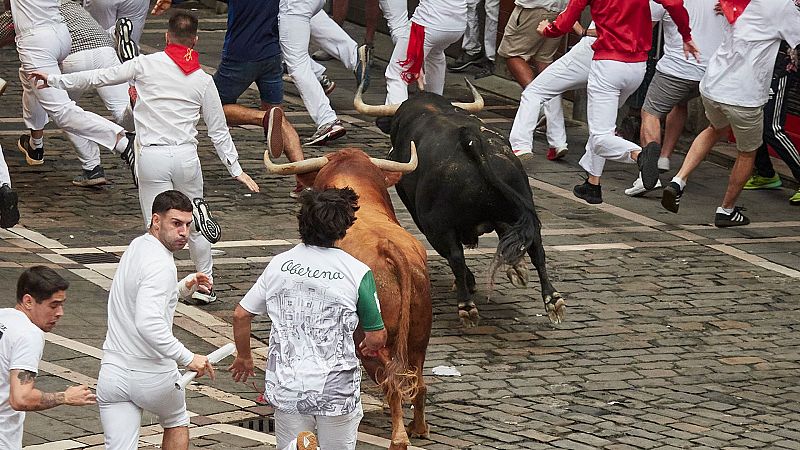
581, 28, 588, 37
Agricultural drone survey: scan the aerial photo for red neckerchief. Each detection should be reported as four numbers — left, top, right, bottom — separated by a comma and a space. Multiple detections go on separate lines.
399, 22, 425, 84
164, 43, 200, 75
719, 0, 751, 24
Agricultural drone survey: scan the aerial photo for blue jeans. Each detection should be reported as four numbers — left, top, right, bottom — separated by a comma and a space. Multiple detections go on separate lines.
214, 54, 283, 105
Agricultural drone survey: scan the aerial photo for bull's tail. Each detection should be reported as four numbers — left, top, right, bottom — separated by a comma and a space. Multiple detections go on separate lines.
376, 239, 419, 404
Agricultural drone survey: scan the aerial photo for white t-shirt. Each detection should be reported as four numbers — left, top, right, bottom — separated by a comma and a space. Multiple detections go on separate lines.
515, 0, 568, 12
650, 0, 725, 81
700, 0, 800, 107
0, 309, 45, 450
412, 0, 468, 32
239, 244, 379, 416
8, 0, 63, 33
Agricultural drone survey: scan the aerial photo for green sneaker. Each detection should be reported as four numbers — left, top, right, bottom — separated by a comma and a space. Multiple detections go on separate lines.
743, 174, 782, 190
790, 189, 800, 206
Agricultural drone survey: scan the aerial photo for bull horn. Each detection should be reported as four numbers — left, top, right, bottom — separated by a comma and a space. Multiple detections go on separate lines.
263, 149, 329, 175
354, 83, 402, 117
451, 78, 484, 113
370, 141, 418, 173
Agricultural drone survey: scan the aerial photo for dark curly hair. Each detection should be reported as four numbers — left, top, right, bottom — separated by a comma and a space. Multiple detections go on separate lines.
297, 187, 359, 247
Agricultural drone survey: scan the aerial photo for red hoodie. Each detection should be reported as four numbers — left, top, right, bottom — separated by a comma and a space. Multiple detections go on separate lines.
543, 0, 693, 63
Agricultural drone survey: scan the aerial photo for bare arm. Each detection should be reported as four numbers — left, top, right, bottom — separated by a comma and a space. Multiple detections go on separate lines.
229, 305, 255, 382
9, 369, 95, 411
359, 328, 387, 357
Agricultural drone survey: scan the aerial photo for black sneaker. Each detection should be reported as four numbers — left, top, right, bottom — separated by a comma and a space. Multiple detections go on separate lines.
304, 119, 346, 146
119, 132, 137, 187
191, 288, 217, 304
447, 51, 487, 72
637, 141, 661, 190
715, 206, 750, 228
17, 135, 44, 166
72, 165, 108, 187
473, 60, 494, 79
355, 44, 371, 92
573, 180, 603, 204
115, 17, 139, 63
661, 181, 683, 213
192, 198, 221, 244
0, 184, 19, 228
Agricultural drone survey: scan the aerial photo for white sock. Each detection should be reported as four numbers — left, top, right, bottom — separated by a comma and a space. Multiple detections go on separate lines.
30, 137, 43, 149
114, 136, 129, 154
717, 206, 734, 215
658, 156, 669, 165
671, 176, 686, 190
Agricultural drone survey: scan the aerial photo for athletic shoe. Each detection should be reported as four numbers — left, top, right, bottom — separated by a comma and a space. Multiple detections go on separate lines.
264, 106, 284, 158
128, 85, 138, 107
355, 44, 371, 92
0, 184, 19, 229
546, 146, 568, 161
714, 206, 750, 228
473, 60, 494, 80
0, 77, 7, 96
513, 149, 533, 160
661, 181, 683, 213
573, 179, 602, 204
304, 120, 346, 146
289, 183, 306, 199
447, 51, 487, 72
789, 189, 800, 206
637, 141, 661, 190
658, 156, 670, 172
191, 289, 217, 304
114, 17, 139, 63
296, 431, 318, 450
17, 135, 44, 166
625, 175, 662, 197
72, 165, 108, 187
743, 173, 782, 190
311, 49, 333, 61
319, 75, 336, 96
192, 198, 221, 244
119, 132, 137, 187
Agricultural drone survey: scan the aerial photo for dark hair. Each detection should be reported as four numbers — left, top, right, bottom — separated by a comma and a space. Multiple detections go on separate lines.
16, 266, 69, 304
152, 190, 193, 217
168, 12, 199, 47
297, 188, 359, 247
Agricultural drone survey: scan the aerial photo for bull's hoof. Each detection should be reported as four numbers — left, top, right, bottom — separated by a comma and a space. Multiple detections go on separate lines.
389, 435, 410, 450
544, 292, 566, 324
408, 420, 430, 438
458, 303, 480, 328
506, 262, 530, 287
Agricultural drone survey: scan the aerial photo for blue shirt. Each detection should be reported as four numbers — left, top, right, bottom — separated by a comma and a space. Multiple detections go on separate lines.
222, 0, 281, 62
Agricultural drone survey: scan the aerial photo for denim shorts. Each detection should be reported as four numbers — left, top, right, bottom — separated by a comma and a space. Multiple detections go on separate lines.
214, 53, 283, 105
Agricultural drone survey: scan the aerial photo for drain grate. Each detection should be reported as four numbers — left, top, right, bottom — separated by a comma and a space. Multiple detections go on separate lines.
236, 415, 275, 434
67, 252, 120, 265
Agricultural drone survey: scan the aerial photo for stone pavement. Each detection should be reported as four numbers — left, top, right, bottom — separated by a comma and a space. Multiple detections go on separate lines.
0, 2, 799, 449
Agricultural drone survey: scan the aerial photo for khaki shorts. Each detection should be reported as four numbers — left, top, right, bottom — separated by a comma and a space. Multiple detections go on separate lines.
497, 6, 562, 63
701, 96, 764, 152
642, 70, 700, 118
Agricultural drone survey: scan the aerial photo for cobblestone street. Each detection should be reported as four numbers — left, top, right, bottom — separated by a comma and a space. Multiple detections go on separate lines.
1, 3, 800, 449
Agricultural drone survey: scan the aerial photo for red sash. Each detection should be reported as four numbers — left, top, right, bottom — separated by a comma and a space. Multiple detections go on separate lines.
719, 0, 750, 24
399, 22, 425, 84
164, 43, 201, 75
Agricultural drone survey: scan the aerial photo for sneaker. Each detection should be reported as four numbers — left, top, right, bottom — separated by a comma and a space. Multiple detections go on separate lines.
128, 85, 138, 107
192, 198, 221, 244
661, 181, 683, 213
573, 179, 602, 204
304, 120, 346, 146
17, 135, 44, 166
546, 146, 568, 161
637, 142, 661, 190
264, 107, 284, 158
714, 206, 750, 228
119, 132, 138, 187
114, 17, 139, 63
191, 288, 217, 304
625, 175, 662, 197
311, 49, 333, 61
658, 156, 670, 172
447, 51, 487, 72
473, 60, 494, 79
319, 74, 336, 96
355, 44, 371, 92
0, 184, 19, 228
513, 149, 533, 160
789, 189, 800, 206
72, 165, 108, 187
296, 431, 318, 450
743, 173, 782, 190
0, 77, 6, 96
289, 183, 306, 199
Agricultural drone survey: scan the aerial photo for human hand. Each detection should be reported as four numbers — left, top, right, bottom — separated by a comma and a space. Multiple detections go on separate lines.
537, 19, 551, 36
151, 0, 172, 15
187, 354, 216, 380
714, 1, 722, 14
64, 385, 96, 406
228, 356, 255, 383
235, 172, 260, 193
28, 71, 49, 89
683, 40, 701, 62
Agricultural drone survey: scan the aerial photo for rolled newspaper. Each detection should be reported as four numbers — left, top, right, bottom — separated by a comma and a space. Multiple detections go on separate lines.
175, 343, 236, 390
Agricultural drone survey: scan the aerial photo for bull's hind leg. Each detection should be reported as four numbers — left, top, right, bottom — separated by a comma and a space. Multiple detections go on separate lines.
386, 390, 410, 450
431, 231, 479, 326
407, 364, 429, 438
527, 235, 565, 324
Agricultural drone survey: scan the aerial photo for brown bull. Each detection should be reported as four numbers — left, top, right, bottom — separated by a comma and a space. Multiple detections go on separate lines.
265, 146, 432, 450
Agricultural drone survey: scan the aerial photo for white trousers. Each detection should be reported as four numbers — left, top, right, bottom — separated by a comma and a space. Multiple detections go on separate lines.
16, 24, 124, 152
83, 0, 149, 44
310, 11, 358, 71
464, 0, 499, 61
580, 59, 646, 177
276, 403, 363, 450
22, 47, 132, 170
138, 144, 212, 277
385, 27, 464, 105
378, 0, 410, 44
97, 363, 189, 450
508, 37, 595, 152
0, 145, 10, 187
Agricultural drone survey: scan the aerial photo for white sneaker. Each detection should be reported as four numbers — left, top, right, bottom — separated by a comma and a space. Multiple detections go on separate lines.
625, 175, 662, 197
658, 157, 670, 172
191, 289, 217, 304
513, 149, 533, 160
0, 77, 6, 96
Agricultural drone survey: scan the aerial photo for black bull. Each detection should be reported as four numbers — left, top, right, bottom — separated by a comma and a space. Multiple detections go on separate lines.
385, 92, 564, 326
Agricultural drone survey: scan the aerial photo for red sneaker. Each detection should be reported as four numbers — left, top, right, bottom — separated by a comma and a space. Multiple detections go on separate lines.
546, 146, 568, 161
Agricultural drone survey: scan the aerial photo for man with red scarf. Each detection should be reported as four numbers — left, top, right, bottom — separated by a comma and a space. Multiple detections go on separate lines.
538, 0, 699, 205
29, 12, 261, 306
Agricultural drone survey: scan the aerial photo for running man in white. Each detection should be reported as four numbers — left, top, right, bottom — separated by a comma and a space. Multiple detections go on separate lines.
448, 0, 499, 77
97, 190, 216, 450
0, 266, 96, 450
30, 12, 260, 304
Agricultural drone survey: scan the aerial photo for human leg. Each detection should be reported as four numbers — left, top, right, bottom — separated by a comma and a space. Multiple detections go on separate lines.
274, 410, 317, 450
310, 11, 358, 71
128, 370, 190, 450
117, 0, 149, 44
384, 26, 411, 104
422, 29, 464, 95
169, 148, 213, 277
377, 0, 409, 44
762, 76, 800, 183
316, 403, 363, 450
484, 0, 500, 62
662, 103, 688, 161
97, 363, 142, 450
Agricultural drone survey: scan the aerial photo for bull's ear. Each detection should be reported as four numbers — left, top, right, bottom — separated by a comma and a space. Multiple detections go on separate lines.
297, 172, 318, 189
383, 171, 403, 187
